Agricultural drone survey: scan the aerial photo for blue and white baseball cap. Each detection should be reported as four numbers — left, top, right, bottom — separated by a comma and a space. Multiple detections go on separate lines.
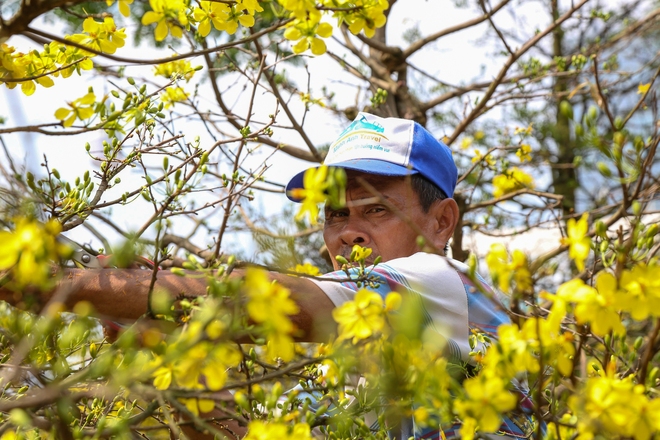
286, 112, 458, 201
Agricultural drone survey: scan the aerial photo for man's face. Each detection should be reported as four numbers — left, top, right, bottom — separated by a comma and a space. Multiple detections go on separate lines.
323, 171, 444, 270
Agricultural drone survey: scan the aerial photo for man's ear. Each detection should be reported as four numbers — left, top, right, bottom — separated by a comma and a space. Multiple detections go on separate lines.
429, 198, 459, 251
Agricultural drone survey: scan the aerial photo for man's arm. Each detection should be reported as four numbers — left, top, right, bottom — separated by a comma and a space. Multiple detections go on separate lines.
0, 268, 337, 342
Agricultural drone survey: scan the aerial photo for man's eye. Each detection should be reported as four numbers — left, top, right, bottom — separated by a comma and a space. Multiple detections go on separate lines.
326, 211, 347, 219
367, 207, 385, 214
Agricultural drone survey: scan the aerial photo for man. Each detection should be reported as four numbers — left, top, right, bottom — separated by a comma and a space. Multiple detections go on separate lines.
0, 113, 529, 438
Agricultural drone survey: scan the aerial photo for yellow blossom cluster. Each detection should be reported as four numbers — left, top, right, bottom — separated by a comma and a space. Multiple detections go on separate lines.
453, 373, 518, 438
485, 244, 532, 294
471, 149, 496, 167
243, 267, 299, 361
154, 59, 198, 82
332, 289, 401, 343
568, 365, 660, 440
68, 17, 126, 55
152, 335, 242, 415
1, 16, 125, 96
491, 167, 535, 198
160, 86, 189, 109
1, 42, 91, 96
289, 262, 321, 276
0, 218, 70, 289
244, 420, 312, 439
193, 0, 263, 37
516, 144, 532, 162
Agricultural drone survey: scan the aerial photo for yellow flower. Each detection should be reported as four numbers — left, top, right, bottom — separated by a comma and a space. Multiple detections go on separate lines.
243, 267, 299, 360
485, 244, 531, 294
54, 92, 97, 127
332, 289, 386, 343
344, 0, 389, 38
637, 83, 651, 95
154, 59, 198, 82
106, 0, 134, 17
284, 16, 333, 55
350, 244, 372, 263
141, 0, 189, 42
569, 370, 660, 440
68, 17, 126, 54
290, 165, 329, 224
561, 213, 591, 272
152, 365, 173, 390
244, 421, 312, 440
454, 372, 517, 433
193, 1, 231, 37
460, 136, 473, 149
582, 273, 625, 336
0, 218, 69, 289
278, 0, 316, 18
471, 149, 495, 167
492, 167, 535, 197
516, 144, 532, 162
618, 262, 660, 321
160, 86, 189, 108
289, 262, 320, 276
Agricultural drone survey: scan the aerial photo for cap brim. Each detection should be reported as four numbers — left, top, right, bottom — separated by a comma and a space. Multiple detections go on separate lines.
285, 159, 419, 202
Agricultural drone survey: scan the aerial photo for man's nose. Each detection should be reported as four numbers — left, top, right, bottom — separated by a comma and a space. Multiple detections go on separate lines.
339, 218, 371, 246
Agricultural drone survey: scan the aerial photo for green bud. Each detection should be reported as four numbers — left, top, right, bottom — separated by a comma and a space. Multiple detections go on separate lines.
634, 336, 643, 350
114, 177, 121, 184
85, 142, 91, 152
597, 162, 611, 177
163, 156, 169, 170
139, 84, 147, 94
587, 106, 598, 121
596, 220, 607, 238
559, 100, 573, 119
199, 151, 209, 166
647, 224, 658, 238
127, 77, 135, 86
111, 90, 120, 98
373, 255, 382, 265
649, 367, 659, 384
170, 267, 186, 276
335, 255, 349, 265
613, 131, 625, 147
106, 111, 122, 122
9, 408, 31, 427
52, 168, 60, 179
227, 255, 236, 266
632, 200, 642, 216
614, 116, 624, 130
574, 124, 584, 137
